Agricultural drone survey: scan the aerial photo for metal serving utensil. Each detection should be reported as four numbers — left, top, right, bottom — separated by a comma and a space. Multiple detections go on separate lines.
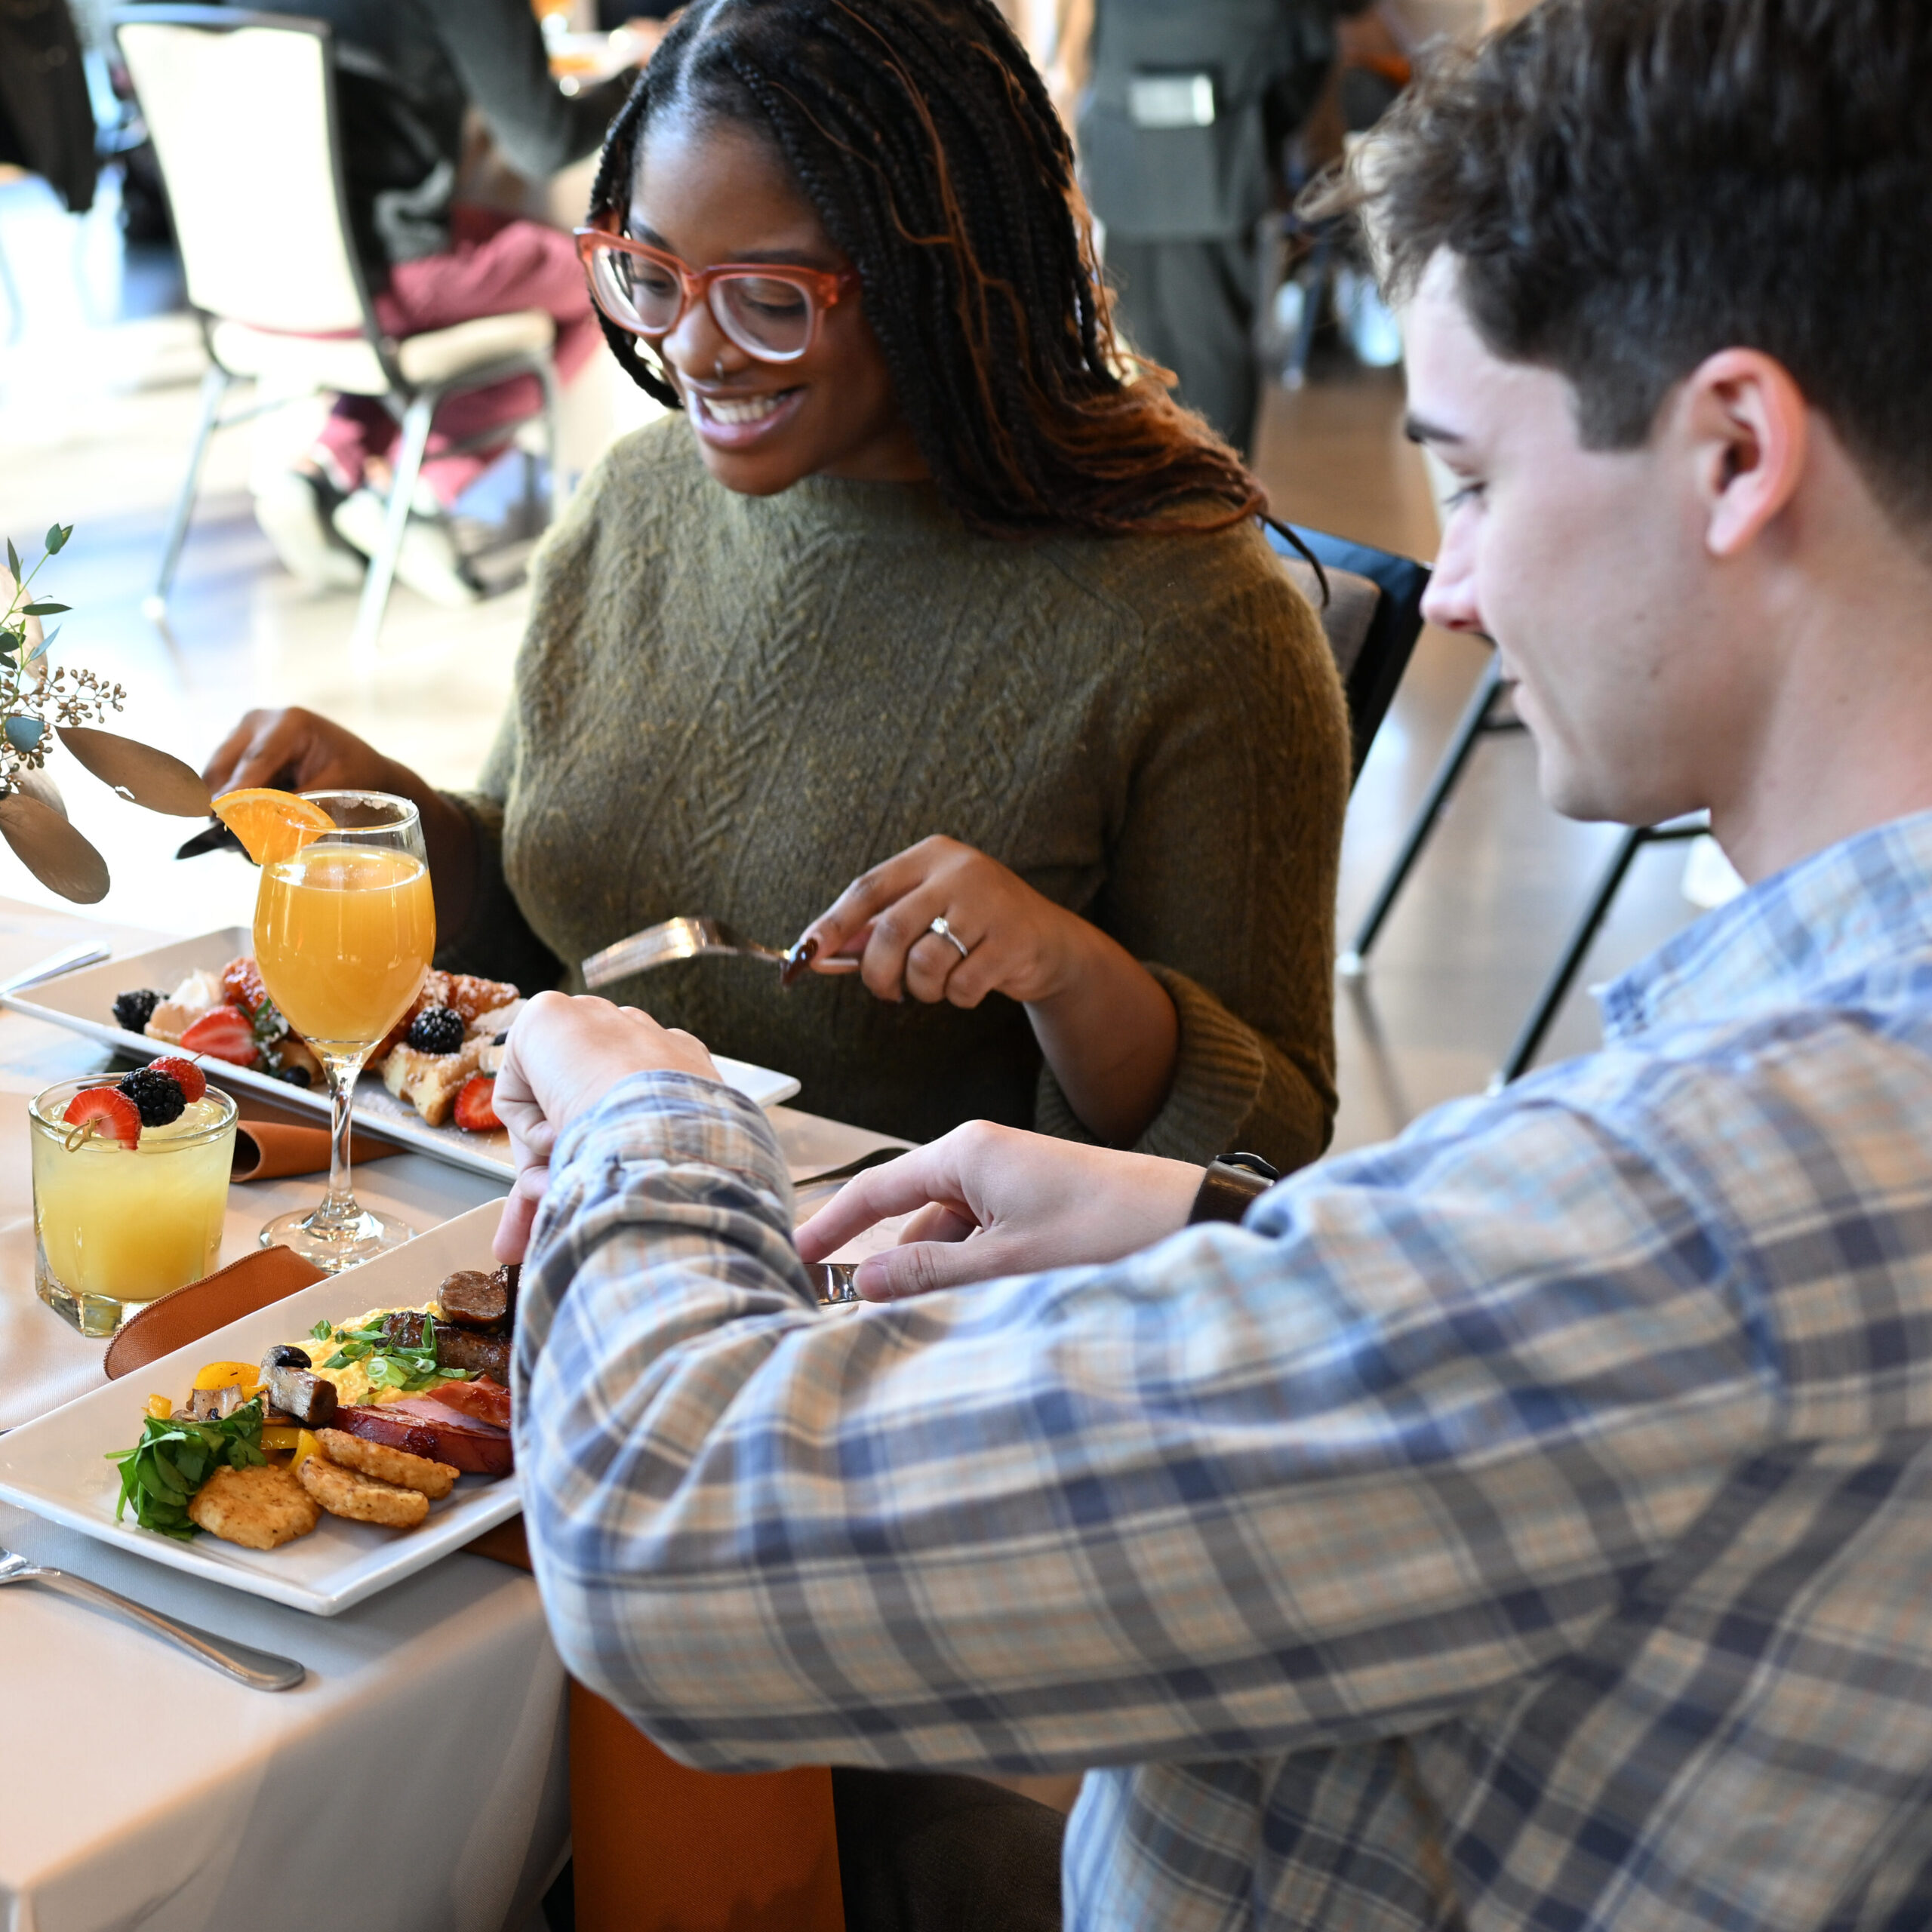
583, 916, 863, 990
0, 939, 111, 996
792, 1146, 904, 1192
0, 1547, 306, 1690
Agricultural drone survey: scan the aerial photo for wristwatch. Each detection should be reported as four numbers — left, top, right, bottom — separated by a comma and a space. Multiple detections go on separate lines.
1187, 1152, 1281, 1225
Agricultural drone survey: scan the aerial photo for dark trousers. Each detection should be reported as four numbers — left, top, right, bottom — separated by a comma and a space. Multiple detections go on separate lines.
1106, 233, 1261, 457
833, 1770, 1066, 1932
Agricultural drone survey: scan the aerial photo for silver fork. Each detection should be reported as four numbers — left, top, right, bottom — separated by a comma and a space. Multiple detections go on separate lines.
0, 1547, 306, 1690
583, 916, 860, 989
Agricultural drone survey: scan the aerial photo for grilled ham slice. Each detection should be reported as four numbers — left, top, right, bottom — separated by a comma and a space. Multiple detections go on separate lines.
331, 1397, 512, 1475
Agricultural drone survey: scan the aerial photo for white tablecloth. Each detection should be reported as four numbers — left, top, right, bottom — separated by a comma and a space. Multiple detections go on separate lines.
0, 902, 906, 1932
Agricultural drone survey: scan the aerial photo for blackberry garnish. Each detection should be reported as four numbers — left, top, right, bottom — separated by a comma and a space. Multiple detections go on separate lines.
112, 989, 165, 1034
407, 1005, 465, 1054
274, 1065, 313, 1088
118, 1066, 186, 1127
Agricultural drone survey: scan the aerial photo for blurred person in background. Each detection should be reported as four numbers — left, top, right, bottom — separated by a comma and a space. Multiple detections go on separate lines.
1078, 0, 1371, 455
0, 0, 97, 220
224, 0, 642, 605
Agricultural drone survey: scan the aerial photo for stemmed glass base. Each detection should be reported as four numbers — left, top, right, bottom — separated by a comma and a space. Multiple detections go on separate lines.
259, 1037, 413, 1273
260, 1200, 416, 1274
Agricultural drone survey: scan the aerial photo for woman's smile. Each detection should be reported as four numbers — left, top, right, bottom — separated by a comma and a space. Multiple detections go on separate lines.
685, 383, 808, 447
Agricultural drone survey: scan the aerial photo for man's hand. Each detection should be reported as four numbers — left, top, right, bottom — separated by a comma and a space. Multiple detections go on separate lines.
493, 991, 723, 1262
794, 1121, 1201, 1300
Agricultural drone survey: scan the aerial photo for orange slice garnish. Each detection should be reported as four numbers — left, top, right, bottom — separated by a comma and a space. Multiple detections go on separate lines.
211, 788, 334, 866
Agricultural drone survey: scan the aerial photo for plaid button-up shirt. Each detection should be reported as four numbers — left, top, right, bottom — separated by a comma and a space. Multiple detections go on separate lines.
517, 811, 1932, 1930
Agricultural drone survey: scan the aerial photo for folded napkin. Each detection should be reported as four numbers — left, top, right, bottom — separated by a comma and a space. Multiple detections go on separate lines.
229, 1091, 401, 1182
102, 1244, 326, 1380
231, 1118, 400, 1182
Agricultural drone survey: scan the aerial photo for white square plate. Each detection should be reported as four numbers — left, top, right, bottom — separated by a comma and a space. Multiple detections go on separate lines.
0, 1201, 527, 1614
2, 926, 801, 1183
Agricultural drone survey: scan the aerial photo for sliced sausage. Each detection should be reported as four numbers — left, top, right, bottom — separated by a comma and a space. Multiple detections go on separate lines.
433, 1323, 511, 1382
436, 1268, 511, 1334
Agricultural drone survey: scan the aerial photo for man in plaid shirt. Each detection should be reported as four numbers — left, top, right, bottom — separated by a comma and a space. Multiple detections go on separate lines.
495, 0, 1932, 1923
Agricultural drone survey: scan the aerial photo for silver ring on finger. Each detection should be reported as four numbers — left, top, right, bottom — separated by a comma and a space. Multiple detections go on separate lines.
927, 915, 971, 961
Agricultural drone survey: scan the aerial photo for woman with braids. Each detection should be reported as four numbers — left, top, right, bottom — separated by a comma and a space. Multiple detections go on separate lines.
204, 0, 1349, 1174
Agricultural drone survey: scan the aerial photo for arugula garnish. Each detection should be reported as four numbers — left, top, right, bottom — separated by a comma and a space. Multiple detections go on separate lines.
106, 1399, 268, 1540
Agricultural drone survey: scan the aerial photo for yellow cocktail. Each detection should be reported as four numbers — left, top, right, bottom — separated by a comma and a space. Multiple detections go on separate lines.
255, 843, 435, 1051
30, 1078, 238, 1337
218, 788, 434, 1273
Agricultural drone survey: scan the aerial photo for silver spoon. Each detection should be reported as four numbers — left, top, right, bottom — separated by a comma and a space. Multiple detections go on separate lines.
583, 916, 861, 989
0, 1547, 306, 1691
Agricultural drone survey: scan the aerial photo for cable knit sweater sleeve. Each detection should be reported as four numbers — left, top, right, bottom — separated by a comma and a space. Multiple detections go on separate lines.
1029, 530, 1348, 1169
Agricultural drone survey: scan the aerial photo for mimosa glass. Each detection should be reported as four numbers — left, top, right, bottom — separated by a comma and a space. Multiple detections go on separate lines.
30, 1075, 239, 1336
253, 790, 434, 1272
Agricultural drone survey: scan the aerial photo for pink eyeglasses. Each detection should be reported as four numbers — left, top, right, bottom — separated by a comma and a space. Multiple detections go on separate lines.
576, 228, 857, 363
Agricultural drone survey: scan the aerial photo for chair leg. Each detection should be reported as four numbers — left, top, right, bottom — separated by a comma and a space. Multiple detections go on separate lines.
1283, 230, 1334, 392
350, 392, 435, 659
1490, 824, 1651, 1091
143, 364, 232, 621
1341, 654, 1509, 971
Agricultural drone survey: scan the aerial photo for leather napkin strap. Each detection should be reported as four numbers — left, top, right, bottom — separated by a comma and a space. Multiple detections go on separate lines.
103, 1244, 328, 1380
232, 1119, 400, 1182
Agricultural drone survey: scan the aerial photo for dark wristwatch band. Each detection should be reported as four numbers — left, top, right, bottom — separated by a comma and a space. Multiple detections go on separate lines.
1187, 1152, 1280, 1225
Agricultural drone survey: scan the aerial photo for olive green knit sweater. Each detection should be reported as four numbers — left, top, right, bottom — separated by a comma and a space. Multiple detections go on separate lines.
444, 418, 1349, 1168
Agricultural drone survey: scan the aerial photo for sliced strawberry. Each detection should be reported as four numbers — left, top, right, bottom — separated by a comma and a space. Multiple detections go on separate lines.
146, 1055, 207, 1103
62, 1087, 142, 1149
180, 1006, 259, 1068
454, 1073, 502, 1134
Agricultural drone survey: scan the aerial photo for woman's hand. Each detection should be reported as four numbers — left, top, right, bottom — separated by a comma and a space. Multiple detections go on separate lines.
794, 835, 1180, 1146
202, 707, 479, 940
792, 835, 1088, 1008
203, 707, 403, 799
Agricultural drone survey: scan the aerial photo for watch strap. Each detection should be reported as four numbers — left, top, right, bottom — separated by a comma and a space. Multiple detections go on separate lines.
1187, 1154, 1278, 1225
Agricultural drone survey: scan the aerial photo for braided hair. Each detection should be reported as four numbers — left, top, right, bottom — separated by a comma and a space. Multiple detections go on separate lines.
588, 0, 1265, 537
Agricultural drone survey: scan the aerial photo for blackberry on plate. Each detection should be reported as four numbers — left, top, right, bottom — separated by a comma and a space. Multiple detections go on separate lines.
113, 989, 165, 1034
275, 1065, 313, 1088
407, 1005, 465, 1054
118, 1066, 186, 1127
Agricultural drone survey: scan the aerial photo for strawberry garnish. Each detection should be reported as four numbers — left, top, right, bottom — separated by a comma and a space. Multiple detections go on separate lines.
454, 1074, 502, 1134
180, 1007, 259, 1068
148, 1054, 207, 1103
62, 1086, 143, 1149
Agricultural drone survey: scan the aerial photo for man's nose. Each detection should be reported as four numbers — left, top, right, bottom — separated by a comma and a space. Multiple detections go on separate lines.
1421, 513, 1483, 635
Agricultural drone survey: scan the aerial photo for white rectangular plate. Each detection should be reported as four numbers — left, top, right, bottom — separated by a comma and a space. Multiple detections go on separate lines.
0, 1202, 527, 1615
2, 926, 800, 1182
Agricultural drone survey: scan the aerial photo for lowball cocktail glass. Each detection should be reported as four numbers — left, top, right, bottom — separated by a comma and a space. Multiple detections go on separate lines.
252, 789, 434, 1272
30, 1075, 238, 1337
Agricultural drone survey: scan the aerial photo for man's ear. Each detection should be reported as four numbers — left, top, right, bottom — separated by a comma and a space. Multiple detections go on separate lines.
1679, 349, 1810, 560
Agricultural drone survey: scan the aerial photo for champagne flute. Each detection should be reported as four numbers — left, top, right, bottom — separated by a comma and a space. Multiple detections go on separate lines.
251, 790, 435, 1272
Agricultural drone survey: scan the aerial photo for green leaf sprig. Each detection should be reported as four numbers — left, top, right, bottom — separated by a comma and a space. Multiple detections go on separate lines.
106, 1398, 269, 1540
309, 1315, 477, 1396
1, 523, 127, 789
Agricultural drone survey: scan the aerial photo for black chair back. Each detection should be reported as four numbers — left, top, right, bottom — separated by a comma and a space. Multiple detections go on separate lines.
1263, 519, 1430, 786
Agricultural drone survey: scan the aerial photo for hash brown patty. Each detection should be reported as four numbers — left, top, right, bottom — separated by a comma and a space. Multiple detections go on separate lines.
315, 1428, 458, 1499
298, 1453, 430, 1529
187, 1463, 320, 1549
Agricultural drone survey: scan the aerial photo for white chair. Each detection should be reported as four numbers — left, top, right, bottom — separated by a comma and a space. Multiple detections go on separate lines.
113, 5, 564, 653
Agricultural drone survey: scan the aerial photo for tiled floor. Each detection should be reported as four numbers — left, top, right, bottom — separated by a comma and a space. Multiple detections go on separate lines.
0, 194, 1707, 1161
